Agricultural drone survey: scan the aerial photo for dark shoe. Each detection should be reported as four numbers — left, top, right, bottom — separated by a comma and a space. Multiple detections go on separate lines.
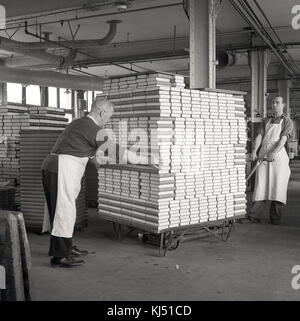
50, 256, 85, 268
245, 214, 261, 223
71, 245, 89, 257
236, 216, 251, 224
270, 220, 281, 225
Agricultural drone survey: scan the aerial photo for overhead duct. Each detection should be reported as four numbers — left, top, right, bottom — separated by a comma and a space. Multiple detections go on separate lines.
0, 39, 78, 67
1, 20, 121, 51
0, 20, 120, 67
0, 38, 66, 66
216, 51, 235, 68
216, 51, 249, 68
28, 20, 121, 49
0, 66, 104, 91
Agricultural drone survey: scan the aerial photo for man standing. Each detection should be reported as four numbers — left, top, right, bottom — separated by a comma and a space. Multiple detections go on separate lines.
247, 96, 293, 225
41, 97, 149, 268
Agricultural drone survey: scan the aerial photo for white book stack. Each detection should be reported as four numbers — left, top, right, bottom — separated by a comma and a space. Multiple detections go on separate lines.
97, 73, 247, 233
171, 75, 186, 88
0, 105, 68, 209
98, 166, 175, 231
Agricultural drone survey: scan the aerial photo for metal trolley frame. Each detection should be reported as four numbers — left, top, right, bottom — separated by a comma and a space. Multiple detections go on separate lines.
108, 215, 244, 257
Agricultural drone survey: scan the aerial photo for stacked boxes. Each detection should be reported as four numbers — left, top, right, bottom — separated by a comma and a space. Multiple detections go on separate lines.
85, 161, 98, 207
0, 187, 16, 210
97, 73, 247, 233
0, 105, 68, 208
19, 130, 87, 232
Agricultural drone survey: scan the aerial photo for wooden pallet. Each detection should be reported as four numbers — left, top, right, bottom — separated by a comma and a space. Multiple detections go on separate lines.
0, 210, 32, 301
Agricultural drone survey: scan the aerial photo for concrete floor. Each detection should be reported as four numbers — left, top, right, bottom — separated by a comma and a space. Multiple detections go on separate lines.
28, 160, 300, 301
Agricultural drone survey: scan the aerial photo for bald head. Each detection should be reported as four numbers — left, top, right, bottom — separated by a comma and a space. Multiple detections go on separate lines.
89, 97, 114, 127
91, 97, 114, 114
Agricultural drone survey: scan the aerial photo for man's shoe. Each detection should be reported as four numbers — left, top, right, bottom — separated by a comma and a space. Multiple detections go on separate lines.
270, 220, 281, 225
50, 256, 85, 268
236, 216, 251, 224
71, 245, 89, 257
245, 214, 261, 223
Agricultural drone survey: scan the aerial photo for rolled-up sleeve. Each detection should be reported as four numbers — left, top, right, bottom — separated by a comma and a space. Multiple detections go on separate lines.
257, 123, 264, 136
257, 117, 268, 137
281, 118, 293, 138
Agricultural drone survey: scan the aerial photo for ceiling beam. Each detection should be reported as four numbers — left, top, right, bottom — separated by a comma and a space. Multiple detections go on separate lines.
0, 66, 104, 90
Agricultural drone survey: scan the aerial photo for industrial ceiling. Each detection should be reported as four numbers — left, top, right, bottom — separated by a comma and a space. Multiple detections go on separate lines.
0, 0, 300, 112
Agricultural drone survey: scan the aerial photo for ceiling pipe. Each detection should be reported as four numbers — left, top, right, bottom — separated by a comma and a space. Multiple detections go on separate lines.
4, 3, 180, 32
64, 49, 78, 65
30, 20, 121, 49
216, 51, 251, 68
1, 20, 121, 51
229, 0, 298, 78
0, 37, 65, 65
24, 21, 138, 73
0, 20, 121, 66
216, 51, 236, 68
0, 66, 104, 91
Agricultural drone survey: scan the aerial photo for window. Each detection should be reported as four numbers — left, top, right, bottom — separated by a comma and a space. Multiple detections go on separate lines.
7, 83, 22, 104
84, 91, 94, 111
65, 114, 73, 123
94, 91, 103, 98
48, 87, 58, 107
60, 88, 72, 109
26, 85, 41, 105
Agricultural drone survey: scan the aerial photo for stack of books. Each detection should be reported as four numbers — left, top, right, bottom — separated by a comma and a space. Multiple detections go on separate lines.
96, 73, 247, 232
0, 105, 68, 209
19, 130, 87, 232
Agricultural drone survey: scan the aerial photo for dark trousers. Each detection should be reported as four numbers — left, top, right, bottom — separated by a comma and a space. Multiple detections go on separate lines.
249, 200, 284, 224
42, 170, 73, 258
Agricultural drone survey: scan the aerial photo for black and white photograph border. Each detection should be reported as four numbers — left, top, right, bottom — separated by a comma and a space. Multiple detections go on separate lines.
0, 0, 300, 309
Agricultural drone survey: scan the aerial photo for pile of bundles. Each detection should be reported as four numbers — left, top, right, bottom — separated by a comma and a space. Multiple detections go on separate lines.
97, 72, 247, 233
0, 105, 68, 209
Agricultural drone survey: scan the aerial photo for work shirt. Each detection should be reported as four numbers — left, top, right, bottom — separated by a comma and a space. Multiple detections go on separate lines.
257, 114, 293, 139
42, 116, 120, 173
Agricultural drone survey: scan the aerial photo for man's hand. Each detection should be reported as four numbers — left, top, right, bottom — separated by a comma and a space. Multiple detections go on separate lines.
249, 151, 257, 162
151, 153, 160, 166
266, 152, 275, 162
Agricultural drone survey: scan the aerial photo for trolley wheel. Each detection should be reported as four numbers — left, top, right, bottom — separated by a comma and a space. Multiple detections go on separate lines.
164, 233, 181, 251
221, 220, 234, 241
142, 234, 148, 243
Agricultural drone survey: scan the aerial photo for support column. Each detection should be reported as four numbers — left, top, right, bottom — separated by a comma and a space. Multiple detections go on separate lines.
277, 79, 292, 117
0, 82, 7, 106
250, 50, 271, 122
189, 0, 220, 89
40, 86, 48, 107
75, 90, 86, 119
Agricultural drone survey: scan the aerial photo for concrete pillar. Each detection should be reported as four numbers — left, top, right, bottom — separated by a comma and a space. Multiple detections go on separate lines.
75, 90, 86, 119
0, 82, 7, 106
40, 87, 48, 107
189, 0, 220, 89
22, 86, 26, 105
277, 79, 292, 117
250, 50, 271, 122
292, 118, 298, 141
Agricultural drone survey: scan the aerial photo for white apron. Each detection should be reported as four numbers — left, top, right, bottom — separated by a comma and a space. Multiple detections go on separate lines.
253, 119, 290, 204
42, 200, 51, 233
51, 154, 88, 238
